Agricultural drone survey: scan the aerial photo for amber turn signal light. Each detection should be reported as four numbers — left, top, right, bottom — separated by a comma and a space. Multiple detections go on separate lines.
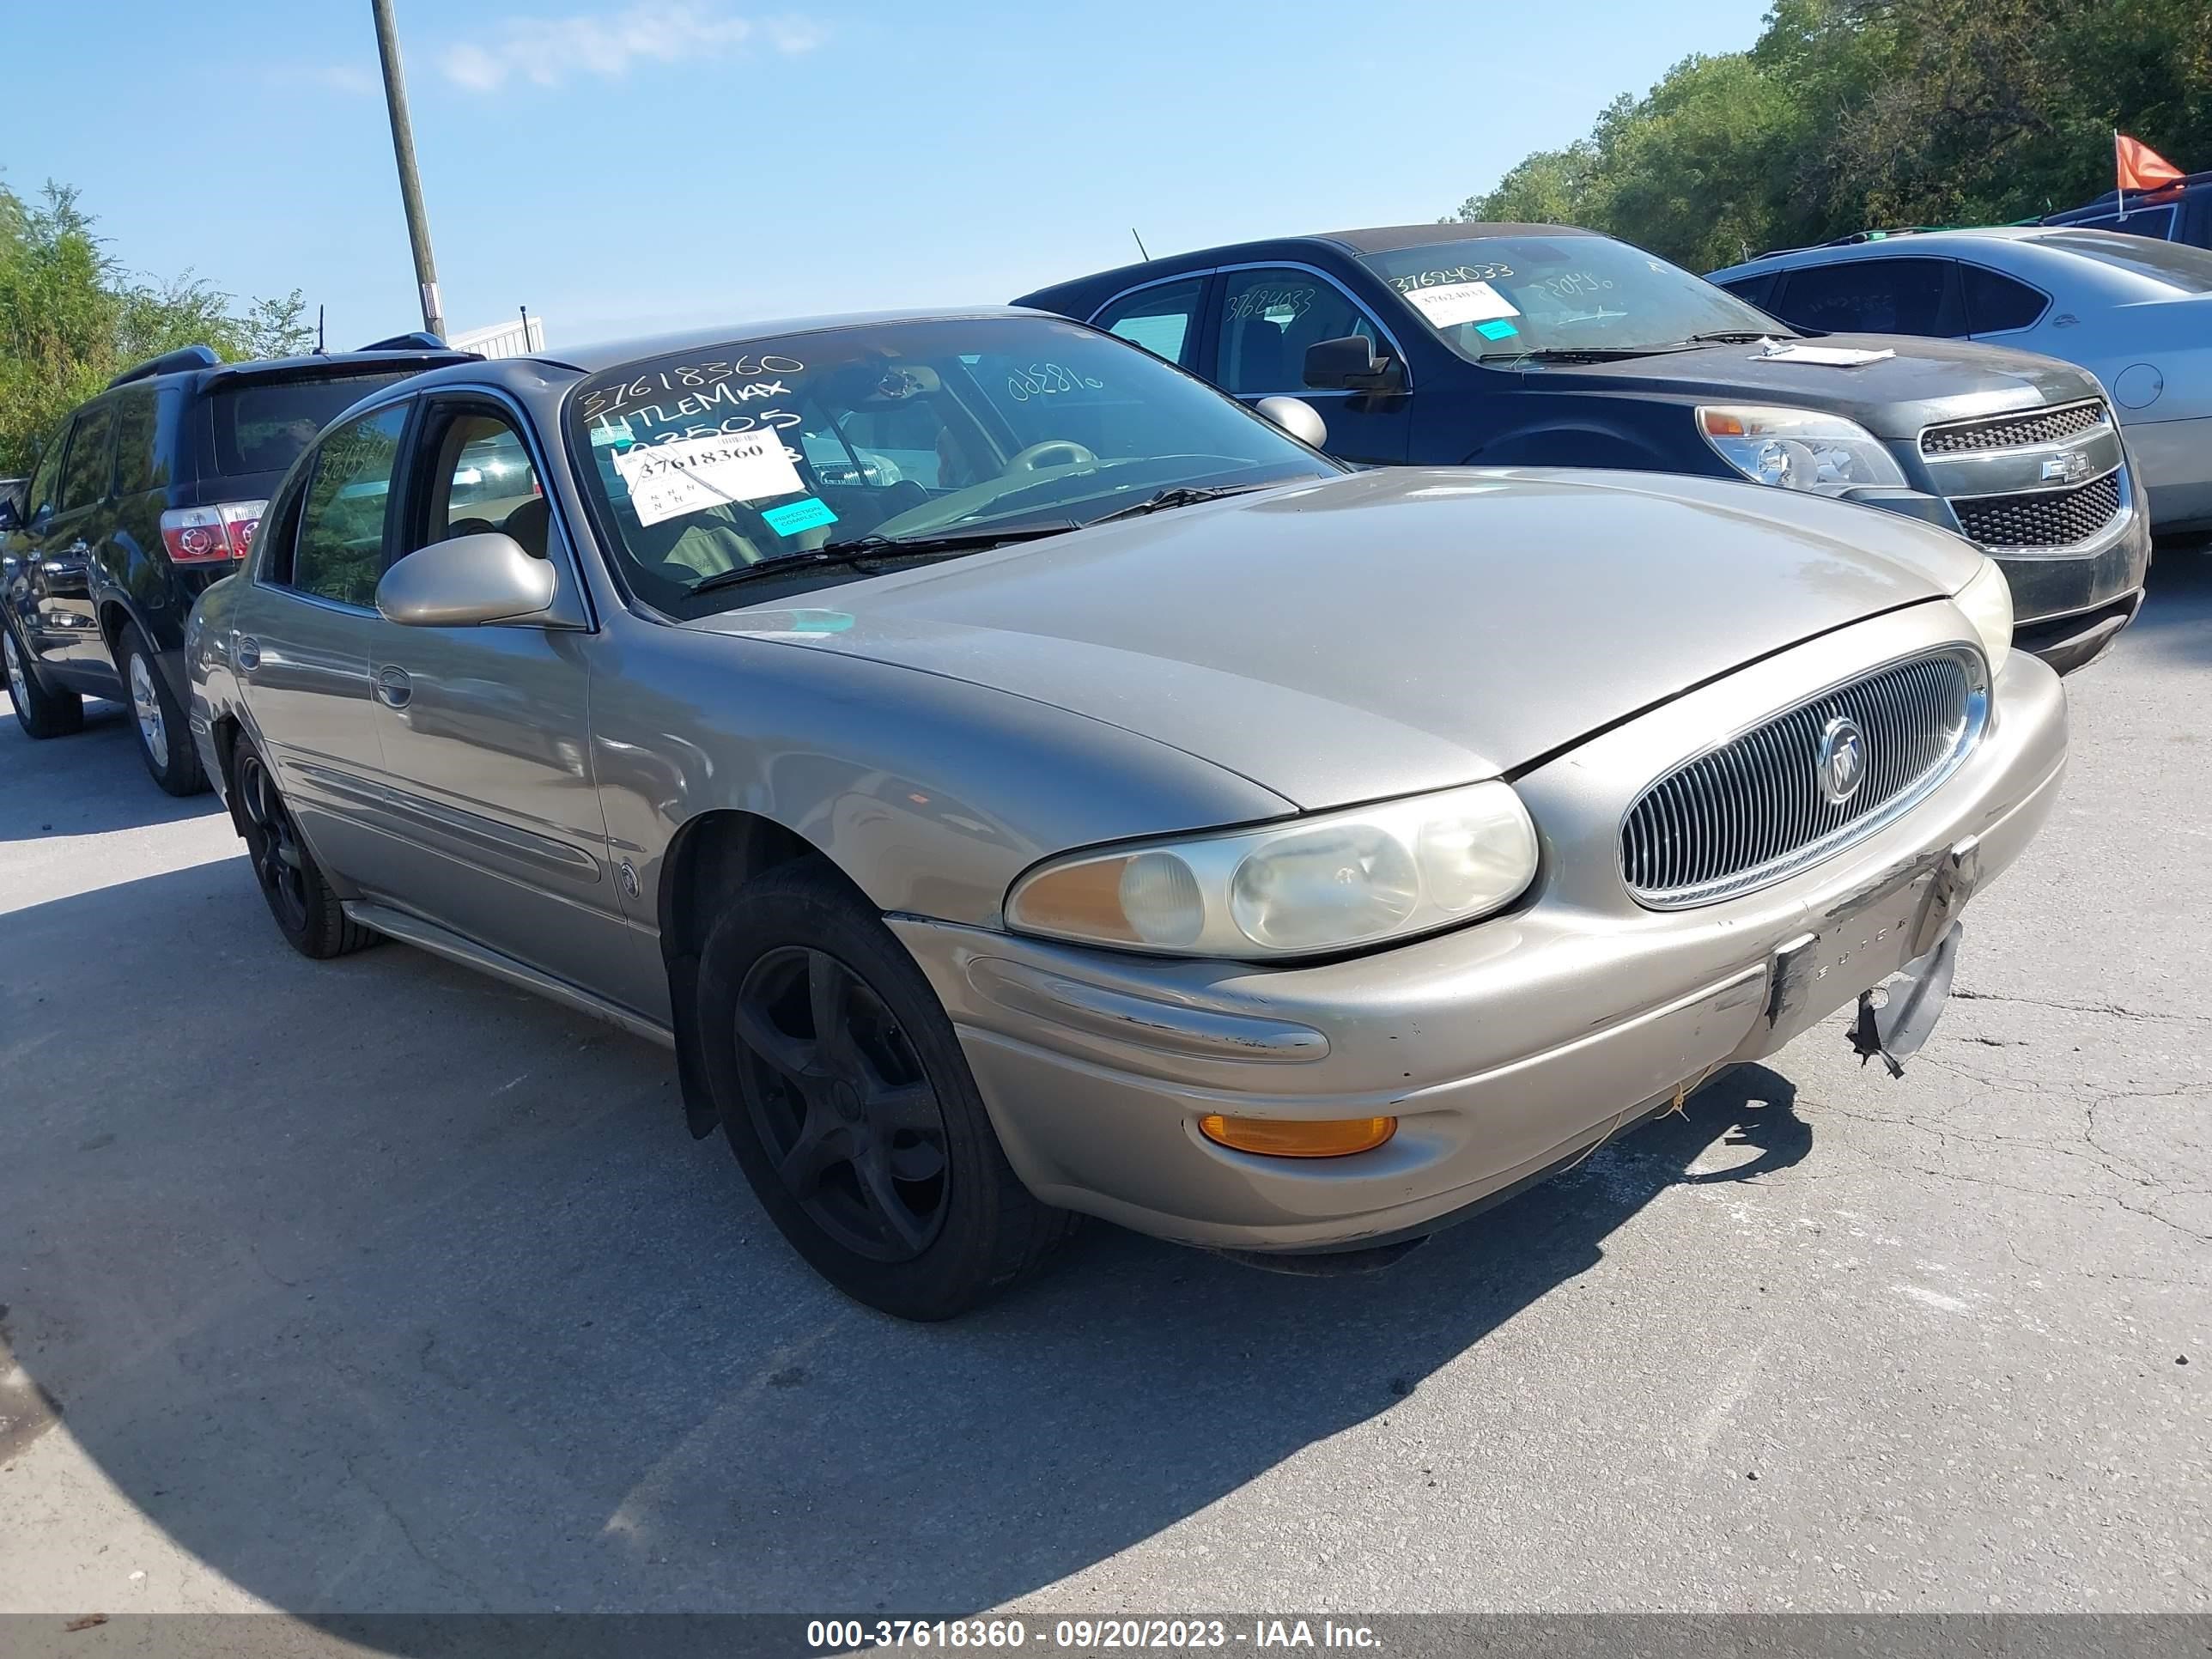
1197, 1114, 1397, 1158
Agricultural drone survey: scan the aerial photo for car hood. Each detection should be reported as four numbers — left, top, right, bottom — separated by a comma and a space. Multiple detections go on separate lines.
1547, 334, 2104, 438
686, 467, 1981, 811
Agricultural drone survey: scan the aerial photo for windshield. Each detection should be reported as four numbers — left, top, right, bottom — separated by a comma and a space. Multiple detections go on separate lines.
2039, 230, 2212, 294
569, 316, 1338, 613
210, 371, 416, 476
1359, 235, 1783, 362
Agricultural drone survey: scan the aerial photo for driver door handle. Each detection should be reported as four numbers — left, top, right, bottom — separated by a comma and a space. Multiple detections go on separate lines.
234, 635, 261, 672
375, 665, 412, 708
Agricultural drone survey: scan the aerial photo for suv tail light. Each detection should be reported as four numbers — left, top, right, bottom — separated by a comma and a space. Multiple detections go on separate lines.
161, 501, 266, 566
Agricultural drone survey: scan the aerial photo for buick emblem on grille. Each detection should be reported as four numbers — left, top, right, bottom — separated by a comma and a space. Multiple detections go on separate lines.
1815, 715, 1868, 805
2040, 450, 2091, 484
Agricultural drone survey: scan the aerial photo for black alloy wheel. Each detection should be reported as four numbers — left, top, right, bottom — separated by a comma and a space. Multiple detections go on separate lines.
238, 748, 311, 935
696, 859, 1075, 1319
733, 944, 951, 1261
231, 742, 376, 959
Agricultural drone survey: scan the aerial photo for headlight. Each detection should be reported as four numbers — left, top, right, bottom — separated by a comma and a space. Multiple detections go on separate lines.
1697, 405, 1907, 493
1006, 781, 1539, 960
1954, 556, 2014, 672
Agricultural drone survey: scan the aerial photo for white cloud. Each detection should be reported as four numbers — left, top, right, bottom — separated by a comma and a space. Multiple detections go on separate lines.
436, 2, 825, 93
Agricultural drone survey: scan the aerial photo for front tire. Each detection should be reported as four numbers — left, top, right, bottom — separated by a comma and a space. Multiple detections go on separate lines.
696, 859, 1075, 1320
118, 623, 205, 795
5, 625, 85, 739
234, 741, 377, 960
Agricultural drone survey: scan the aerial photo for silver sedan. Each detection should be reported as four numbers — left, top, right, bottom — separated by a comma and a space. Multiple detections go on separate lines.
1711, 228, 2212, 540
187, 310, 2064, 1318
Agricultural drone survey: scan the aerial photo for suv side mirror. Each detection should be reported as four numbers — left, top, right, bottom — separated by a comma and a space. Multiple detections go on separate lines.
377, 532, 558, 627
1304, 335, 1405, 393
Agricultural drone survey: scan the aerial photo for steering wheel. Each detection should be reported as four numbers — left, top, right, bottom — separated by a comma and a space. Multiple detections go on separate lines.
1006, 439, 1097, 473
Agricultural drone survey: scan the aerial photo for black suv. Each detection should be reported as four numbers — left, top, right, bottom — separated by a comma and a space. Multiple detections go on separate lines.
2043, 170, 2212, 249
1016, 222, 2151, 674
1, 338, 467, 791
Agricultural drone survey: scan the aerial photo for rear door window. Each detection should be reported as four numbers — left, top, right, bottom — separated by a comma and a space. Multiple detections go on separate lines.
1091, 279, 1206, 367
1771, 258, 1954, 335
58, 404, 117, 512
1960, 265, 2049, 333
109, 385, 163, 495
211, 372, 416, 477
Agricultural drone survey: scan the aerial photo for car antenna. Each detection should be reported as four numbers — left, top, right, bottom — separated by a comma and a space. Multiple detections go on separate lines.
316, 305, 326, 355
1131, 227, 1151, 261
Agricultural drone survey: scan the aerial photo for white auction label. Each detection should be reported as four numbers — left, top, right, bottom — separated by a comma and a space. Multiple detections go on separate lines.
613, 430, 803, 526
1401, 280, 1520, 329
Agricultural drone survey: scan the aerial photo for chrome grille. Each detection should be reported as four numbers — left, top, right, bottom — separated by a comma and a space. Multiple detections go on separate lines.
1953, 471, 2122, 549
1621, 651, 1982, 908
1921, 399, 2107, 455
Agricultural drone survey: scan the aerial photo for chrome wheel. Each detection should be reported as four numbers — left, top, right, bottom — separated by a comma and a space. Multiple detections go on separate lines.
3, 631, 25, 707
128, 650, 168, 769
733, 945, 951, 1262
237, 752, 310, 934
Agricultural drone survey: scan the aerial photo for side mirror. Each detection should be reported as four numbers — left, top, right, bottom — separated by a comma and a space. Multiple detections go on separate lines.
1303, 335, 1405, 394
1254, 396, 1328, 450
377, 532, 557, 627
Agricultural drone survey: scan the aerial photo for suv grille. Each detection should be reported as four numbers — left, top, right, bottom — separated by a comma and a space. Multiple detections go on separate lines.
1952, 471, 2122, 549
1621, 652, 1982, 908
1921, 400, 2107, 455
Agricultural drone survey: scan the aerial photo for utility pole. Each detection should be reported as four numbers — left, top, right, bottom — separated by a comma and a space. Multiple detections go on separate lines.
369, 0, 446, 339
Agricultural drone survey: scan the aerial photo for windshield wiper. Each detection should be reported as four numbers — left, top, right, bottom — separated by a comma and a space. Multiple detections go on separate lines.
1474, 345, 1685, 365
1086, 483, 1270, 526
1675, 330, 1789, 345
684, 522, 1079, 599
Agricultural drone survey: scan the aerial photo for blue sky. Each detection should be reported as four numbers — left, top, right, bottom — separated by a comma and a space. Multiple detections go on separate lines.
7, 0, 1771, 350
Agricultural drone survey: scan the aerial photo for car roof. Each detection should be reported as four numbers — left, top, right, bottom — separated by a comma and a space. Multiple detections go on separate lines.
1711, 225, 2089, 279
508, 307, 1060, 377
1012, 222, 1607, 309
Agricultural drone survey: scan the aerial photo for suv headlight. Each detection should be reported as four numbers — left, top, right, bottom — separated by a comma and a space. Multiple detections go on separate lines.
1698, 405, 1906, 493
1006, 781, 1539, 960
1955, 556, 2014, 672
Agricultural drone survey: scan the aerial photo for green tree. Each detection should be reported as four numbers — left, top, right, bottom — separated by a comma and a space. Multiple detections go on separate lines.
1453, 0, 2212, 270
0, 177, 312, 475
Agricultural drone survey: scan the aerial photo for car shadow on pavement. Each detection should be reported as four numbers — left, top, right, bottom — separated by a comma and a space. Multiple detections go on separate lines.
2126, 546, 2212, 667
1, 855, 1807, 1626
0, 696, 226, 839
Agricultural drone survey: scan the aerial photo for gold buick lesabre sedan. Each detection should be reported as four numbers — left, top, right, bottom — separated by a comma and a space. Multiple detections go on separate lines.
186, 310, 2063, 1318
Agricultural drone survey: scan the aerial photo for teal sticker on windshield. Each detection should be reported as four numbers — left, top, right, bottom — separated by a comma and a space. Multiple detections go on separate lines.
762, 496, 837, 536
1474, 319, 1519, 341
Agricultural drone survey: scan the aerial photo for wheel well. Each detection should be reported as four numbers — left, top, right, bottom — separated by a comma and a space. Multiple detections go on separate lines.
658, 811, 840, 967
210, 714, 248, 831
98, 601, 135, 659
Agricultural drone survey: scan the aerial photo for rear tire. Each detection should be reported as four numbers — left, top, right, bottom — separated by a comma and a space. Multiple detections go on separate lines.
696, 858, 1076, 1320
118, 623, 205, 795
234, 740, 377, 960
5, 625, 85, 739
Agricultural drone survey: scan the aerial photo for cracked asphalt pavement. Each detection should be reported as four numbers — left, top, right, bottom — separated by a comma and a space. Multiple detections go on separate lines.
1, 557, 2206, 1627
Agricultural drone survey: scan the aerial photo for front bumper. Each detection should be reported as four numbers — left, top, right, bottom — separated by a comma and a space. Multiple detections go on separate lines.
891, 605, 2069, 1255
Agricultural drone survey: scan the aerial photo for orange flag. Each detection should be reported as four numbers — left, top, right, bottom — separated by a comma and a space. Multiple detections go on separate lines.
2116, 132, 2185, 193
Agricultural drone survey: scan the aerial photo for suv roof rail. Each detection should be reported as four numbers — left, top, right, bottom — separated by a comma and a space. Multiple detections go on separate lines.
107, 343, 222, 389
356, 331, 453, 352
